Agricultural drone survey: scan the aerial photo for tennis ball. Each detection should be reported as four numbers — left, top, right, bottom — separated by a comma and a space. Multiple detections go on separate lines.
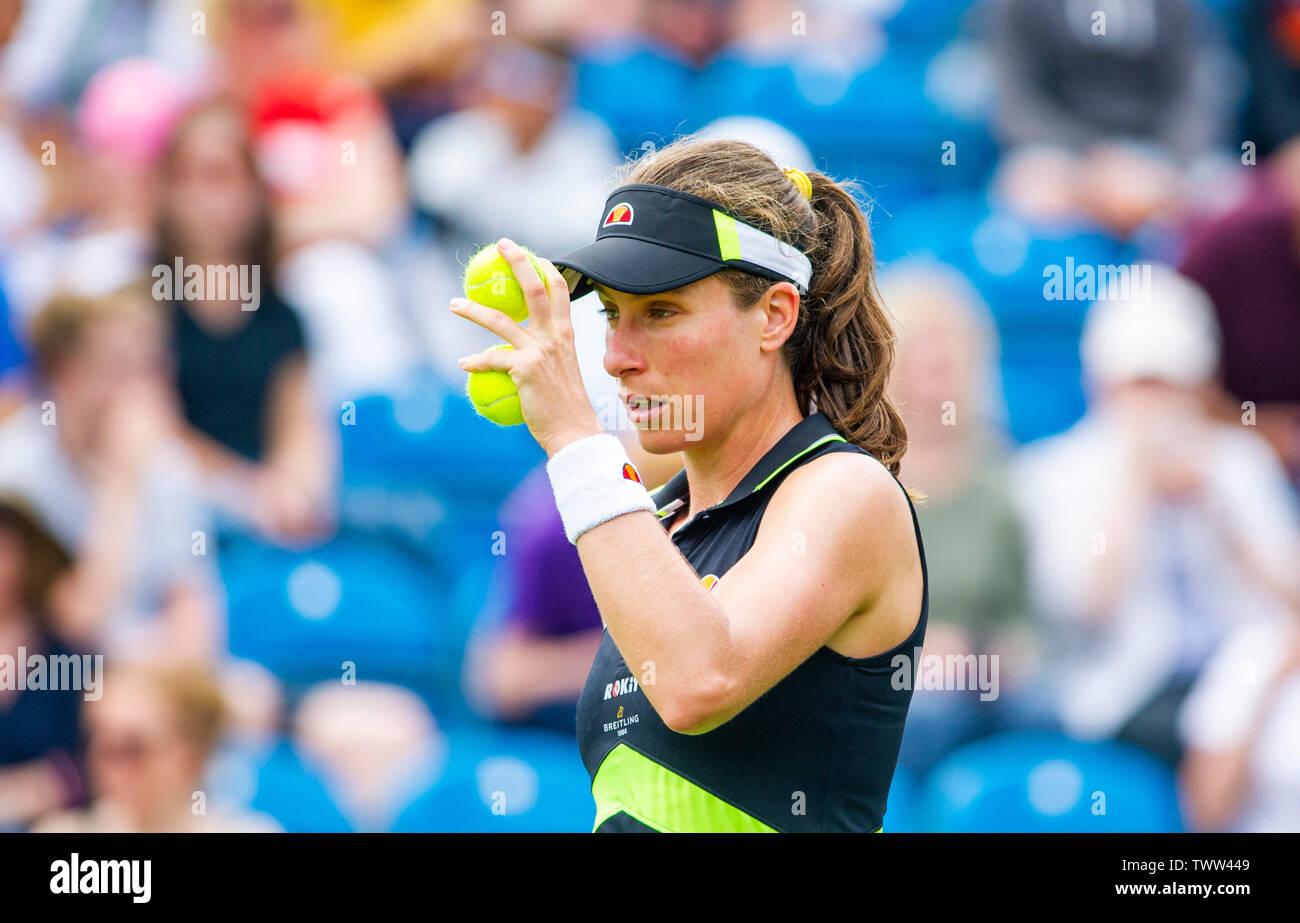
462, 244, 546, 323
466, 344, 524, 426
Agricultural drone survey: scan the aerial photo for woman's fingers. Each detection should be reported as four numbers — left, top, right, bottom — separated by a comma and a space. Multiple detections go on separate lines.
457, 345, 516, 373
448, 296, 531, 347
496, 237, 573, 336
496, 237, 552, 323
537, 255, 575, 338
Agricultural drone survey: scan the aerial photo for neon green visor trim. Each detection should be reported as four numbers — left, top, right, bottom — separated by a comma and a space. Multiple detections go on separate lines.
711, 209, 813, 291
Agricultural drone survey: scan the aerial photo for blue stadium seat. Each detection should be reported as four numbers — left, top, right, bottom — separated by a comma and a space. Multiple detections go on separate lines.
323, 367, 546, 714
339, 366, 543, 496
972, 226, 1140, 443
574, 41, 995, 206
885, 0, 983, 50
337, 367, 543, 595
877, 195, 1144, 445
917, 731, 1184, 832
206, 738, 353, 833
392, 724, 592, 833
221, 531, 448, 694
873, 189, 989, 264
573, 42, 721, 152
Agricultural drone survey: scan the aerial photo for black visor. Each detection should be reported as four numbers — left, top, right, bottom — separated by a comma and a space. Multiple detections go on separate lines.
550, 184, 812, 301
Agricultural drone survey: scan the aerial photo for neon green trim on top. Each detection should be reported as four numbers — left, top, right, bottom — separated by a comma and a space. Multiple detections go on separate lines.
591, 743, 777, 833
751, 433, 847, 493
712, 211, 742, 261
650, 432, 847, 518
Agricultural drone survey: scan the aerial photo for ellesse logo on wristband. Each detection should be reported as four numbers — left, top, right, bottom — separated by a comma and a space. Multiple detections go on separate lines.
622, 463, 642, 484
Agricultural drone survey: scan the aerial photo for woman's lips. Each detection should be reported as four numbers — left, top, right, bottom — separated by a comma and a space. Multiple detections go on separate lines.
625, 395, 666, 424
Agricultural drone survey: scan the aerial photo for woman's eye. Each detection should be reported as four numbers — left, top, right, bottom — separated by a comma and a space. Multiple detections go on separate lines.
597, 306, 673, 321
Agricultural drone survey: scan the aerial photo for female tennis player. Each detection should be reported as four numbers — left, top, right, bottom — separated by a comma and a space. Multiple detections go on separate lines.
449, 136, 927, 833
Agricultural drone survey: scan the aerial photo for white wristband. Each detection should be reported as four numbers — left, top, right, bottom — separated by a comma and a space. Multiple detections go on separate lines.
546, 433, 657, 544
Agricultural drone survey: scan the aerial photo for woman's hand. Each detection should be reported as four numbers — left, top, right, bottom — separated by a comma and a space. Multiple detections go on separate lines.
98, 380, 183, 484
450, 238, 604, 456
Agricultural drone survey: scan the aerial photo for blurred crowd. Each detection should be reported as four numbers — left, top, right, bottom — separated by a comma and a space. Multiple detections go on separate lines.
0, 0, 1297, 833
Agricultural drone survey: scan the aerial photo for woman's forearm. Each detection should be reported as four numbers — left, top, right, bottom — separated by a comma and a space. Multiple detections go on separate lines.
574, 510, 731, 729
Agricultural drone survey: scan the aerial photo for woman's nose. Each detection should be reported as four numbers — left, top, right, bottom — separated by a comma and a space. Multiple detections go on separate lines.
602, 325, 646, 380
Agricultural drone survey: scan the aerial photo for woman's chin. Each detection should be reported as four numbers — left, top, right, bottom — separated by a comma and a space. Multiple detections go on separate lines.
633, 428, 690, 455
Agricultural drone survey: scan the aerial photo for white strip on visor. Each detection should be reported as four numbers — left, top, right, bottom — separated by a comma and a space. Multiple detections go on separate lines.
713, 211, 813, 293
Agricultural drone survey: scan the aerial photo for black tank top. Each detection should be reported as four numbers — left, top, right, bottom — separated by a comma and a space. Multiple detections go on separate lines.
574, 412, 929, 832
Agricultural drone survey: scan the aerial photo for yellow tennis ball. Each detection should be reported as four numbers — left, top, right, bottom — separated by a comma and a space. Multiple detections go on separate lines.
462, 244, 546, 323
465, 345, 523, 426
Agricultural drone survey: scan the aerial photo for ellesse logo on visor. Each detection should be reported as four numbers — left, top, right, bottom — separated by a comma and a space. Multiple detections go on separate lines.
603, 203, 634, 226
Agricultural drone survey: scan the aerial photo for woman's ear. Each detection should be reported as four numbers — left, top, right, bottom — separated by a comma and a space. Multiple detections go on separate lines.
757, 282, 800, 354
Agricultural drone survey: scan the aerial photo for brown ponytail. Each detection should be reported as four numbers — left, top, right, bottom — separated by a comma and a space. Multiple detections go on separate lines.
620, 135, 909, 475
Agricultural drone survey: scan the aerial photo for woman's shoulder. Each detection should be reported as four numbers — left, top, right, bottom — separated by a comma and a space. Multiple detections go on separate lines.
795, 445, 911, 506
768, 447, 916, 550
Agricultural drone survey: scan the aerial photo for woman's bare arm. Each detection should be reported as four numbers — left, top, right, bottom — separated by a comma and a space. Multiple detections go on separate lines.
574, 451, 917, 735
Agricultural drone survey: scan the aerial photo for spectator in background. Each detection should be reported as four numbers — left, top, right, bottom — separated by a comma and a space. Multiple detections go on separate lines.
3, 57, 194, 324
1012, 266, 1300, 765
1180, 137, 1300, 488
1178, 604, 1300, 832
409, 38, 620, 258
990, 141, 1184, 242
640, 0, 733, 68
295, 0, 477, 95
0, 497, 84, 831
0, 0, 45, 246
32, 663, 281, 832
407, 39, 621, 381
207, 0, 326, 105
0, 282, 26, 419
292, 681, 440, 832
570, 0, 737, 154
156, 98, 335, 544
0, 0, 207, 111
989, 0, 1224, 162
0, 284, 223, 664
463, 463, 606, 734
208, 0, 477, 108
986, 0, 1233, 242
1240, 0, 1300, 159
250, 67, 422, 404
882, 261, 1045, 774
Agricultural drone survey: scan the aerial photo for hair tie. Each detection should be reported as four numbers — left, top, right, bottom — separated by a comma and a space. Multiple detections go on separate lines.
783, 166, 813, 202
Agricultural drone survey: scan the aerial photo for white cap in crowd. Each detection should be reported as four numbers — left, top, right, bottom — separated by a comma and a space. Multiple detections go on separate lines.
1081, 264, 1221, 388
